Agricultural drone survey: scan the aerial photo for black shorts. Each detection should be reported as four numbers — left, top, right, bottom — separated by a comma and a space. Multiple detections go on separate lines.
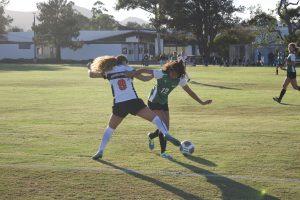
287, 72, 297, 79
113, 99, 146, 118
148, 101, 169, 111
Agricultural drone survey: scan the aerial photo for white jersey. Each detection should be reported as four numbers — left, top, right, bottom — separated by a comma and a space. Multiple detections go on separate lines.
105, 65, 138, 104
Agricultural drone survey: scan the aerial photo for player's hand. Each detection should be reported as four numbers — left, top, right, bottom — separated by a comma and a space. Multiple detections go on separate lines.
201, 100, 212, 105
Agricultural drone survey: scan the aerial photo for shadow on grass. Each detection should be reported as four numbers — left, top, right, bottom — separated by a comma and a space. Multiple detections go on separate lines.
0, 64, 68, 72
97, 160, 202, 200
190, 81, 241, 90
170, 159, 279, 200
279, 102, 300, 107
183, 155, 217, 167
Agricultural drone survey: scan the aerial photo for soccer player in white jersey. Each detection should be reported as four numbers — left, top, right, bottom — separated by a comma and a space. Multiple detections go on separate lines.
273, 43, 299, 103
88, 55, 182, 160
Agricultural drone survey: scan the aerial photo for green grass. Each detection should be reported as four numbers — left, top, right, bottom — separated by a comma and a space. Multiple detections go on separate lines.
0, 63, 299, 200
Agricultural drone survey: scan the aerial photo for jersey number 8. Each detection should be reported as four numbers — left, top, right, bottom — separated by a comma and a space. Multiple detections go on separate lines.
118, 79, 127, 90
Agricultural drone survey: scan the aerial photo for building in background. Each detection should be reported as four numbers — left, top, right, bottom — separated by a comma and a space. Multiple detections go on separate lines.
0, 30, 163, 62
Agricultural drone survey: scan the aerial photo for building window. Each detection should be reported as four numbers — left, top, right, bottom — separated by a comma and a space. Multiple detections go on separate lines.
18, 43, 31, 49
122, 48, 128, 54
128, 49, 133, 55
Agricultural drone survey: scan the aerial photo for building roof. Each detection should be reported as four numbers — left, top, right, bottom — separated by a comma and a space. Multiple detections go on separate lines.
0, 30, 156, 43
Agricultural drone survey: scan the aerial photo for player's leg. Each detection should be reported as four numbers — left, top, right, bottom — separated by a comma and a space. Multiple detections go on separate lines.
148, 110, 165, 150
159, 110, 172, 158
290, 78, 300, 91
274, 78, 290, 103
136, 107, 181, 147
92, 114, 124, 160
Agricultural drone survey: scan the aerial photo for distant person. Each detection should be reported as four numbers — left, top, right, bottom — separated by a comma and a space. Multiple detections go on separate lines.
159, 54, 164, 67
170, 51, 178, 61
178, 51, 191, 81
273, 43, 300, 103
268, 52, 275, 66
276, 51, 285, 75
142, 54, 149, 67
257, 51, 262, 66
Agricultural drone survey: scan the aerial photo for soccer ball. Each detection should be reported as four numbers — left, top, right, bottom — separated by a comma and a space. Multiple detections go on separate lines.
180, 140, 195, 155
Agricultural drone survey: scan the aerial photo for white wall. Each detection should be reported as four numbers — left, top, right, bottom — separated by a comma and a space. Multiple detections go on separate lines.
126, 36, 139, 43
0, 44, 34, 59
61, 44, 122, 60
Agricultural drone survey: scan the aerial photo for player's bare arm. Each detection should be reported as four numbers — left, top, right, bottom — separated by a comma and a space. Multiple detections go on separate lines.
182, 85, 212, 105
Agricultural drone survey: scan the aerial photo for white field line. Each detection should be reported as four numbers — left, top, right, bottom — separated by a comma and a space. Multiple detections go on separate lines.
0, 163, 300, 184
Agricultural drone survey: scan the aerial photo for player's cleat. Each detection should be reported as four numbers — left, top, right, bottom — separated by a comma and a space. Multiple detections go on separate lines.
273, 97, 281, 103
161, 152, 173, 159
165, 134, 181, 147
92, 151, 103, 160
148, 133, 155, 151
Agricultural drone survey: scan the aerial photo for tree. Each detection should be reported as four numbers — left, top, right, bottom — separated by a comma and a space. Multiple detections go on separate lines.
0, 0, 12, 34
90, 1, 120, 30
90, 14, 120, 30
248, 8, 283, 47
76, 14, 91, 30
212, 27, 255, 58
277, 0, 299, 37
124, 22, 143, 30
277, 0, 300, 44
8, 26, 23, 32
161, 0, 242, 65
116, 0, 167, 54
33, 0, 82, 62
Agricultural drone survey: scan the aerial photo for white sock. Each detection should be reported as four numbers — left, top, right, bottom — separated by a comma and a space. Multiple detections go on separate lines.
98, 127, 115, 153
152, 116, 169, 136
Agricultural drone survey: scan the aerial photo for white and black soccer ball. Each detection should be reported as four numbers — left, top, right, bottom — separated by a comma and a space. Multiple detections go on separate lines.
180, 140, 195, 155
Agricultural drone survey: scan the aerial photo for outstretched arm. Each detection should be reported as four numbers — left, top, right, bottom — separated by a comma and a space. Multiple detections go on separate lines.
126, 68, 155, 79
182, 85, 212, 105
134, 74, 154, 82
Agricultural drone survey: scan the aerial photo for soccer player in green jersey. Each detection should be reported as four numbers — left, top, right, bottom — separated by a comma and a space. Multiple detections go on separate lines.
129, 60, 212, 159
273, 43, 299, 103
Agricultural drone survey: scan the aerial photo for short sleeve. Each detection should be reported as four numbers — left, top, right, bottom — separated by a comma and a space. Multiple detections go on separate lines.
179, 77, 188, 87
153, 70, 164, 79
127, 66, 135, 71
290, 54, 296, 62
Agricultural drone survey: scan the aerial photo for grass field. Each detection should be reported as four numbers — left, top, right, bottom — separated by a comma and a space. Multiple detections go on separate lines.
0, 63, 299, 200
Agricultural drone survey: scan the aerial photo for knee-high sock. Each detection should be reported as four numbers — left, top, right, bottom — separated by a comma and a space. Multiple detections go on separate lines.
98, 127, 115, 153
149, 129, 159, 139
159, 132, 167, 153
152, 116, 169, 136
152, 116, 181, 146
278, 89, 286, 101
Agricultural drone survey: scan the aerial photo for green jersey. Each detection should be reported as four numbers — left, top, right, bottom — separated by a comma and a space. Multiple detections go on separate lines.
287, 53, 296, 73
148, 70, 187, 104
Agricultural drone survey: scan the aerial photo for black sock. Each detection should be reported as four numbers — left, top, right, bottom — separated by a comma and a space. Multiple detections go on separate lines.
149, 129, 159, 139
278, 89, 286, 101
159, 132, 167, 153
